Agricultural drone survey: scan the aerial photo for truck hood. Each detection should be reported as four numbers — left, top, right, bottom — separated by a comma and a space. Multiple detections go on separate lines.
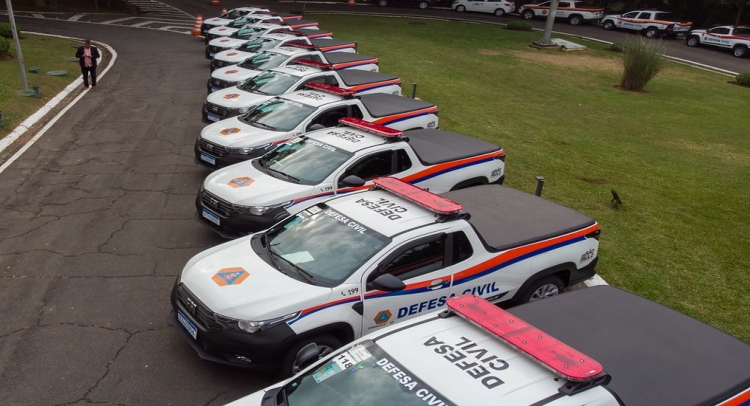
208, 26, 239, 36
212, 66, 263, 83
180, 237, 332, 320
200, 117, 288, 148
214, 49, 257, 64
204, 160, 315, 206
209, 37, 248, 49
204, 17, 233, 26
206, 86, 272, 109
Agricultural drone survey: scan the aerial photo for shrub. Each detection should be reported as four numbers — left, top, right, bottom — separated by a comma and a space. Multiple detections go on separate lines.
619, 37, 666, 91
507, 21, 532, 31
0, 36, 10, 56
736, 72, 750, 87
0, 22, 19, 39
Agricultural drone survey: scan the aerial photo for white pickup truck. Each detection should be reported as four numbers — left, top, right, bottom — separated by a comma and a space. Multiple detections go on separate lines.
600, 10, 692, 38
204, 13, 305, 44
195, 118, 505, 238
203, 60, 401, 122
207, 42, 377, 93
209, 29, 333, 67
169, 177, 601, 376
223, 286, 750, 405
200, 7, 270, 36
195, 83, 438, 168
518, 1, 604, 25
686, 25, 750, 58
205, 20, 322, 59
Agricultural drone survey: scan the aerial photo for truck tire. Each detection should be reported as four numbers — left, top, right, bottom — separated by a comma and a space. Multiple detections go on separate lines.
602, 20, 615, 30
733, 45, 747, 58
522, 10, 535, 20
520, 276, 564, 303
645, 27, 659, 39
686, 35, 700, 47
280, 334, 342, 378
568, 14, 583, 26
455, 4, 466, 12
494, 8, 505, 17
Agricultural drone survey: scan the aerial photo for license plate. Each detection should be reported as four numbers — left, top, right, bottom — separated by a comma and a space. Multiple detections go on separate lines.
209, 51, 215, 57
211, 86, 219, 93
207, 113, 220, 122
200, 153, 216, 165
177, 310, 198, 340
202, 209, 221, 225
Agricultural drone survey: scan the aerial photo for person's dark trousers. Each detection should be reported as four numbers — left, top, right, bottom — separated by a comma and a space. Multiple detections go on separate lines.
81, 66, 97, 87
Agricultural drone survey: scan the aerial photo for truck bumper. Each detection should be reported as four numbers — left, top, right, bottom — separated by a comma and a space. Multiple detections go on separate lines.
194, 190, 289, 238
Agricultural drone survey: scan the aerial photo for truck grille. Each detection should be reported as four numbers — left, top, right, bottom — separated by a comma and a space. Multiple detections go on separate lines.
212, 59, 233, 69
205, 102, 231, 117
199, 190, 236, 216
208, 45, 227, 54
176, 284, 223, 331
210, 78, 235, 89
198, 138, 229, 158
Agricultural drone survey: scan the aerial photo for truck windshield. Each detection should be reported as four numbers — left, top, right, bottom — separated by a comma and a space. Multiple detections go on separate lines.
240, 99, 315, 132
237, 37, 282, 53
277, 340, 455, 406
265, 207, 389, 286
231, 26, 265, 39
259, 137, 352, 184
238, 71, 301, 96
238, 51, 290, 71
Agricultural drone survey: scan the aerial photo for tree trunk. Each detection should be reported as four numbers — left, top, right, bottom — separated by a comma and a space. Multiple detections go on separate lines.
735, 0, 744, 27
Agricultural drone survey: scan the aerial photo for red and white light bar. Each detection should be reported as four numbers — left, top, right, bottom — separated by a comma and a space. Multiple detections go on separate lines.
339, 118, 403, 138
373, 177, 463, 215
305, 82, 355, 96
447, 295, 604, 382
293, 59, 333, 70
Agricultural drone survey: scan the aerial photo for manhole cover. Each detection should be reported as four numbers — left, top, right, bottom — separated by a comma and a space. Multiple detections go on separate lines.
47, 70, 69, 77
67, 57, 80, 62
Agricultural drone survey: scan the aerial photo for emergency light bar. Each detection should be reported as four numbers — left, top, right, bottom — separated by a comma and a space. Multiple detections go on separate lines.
373, 177, 463, 215
446, 295, 604, 382
293, 59, 333, 70
339, 118, 404, 138
305, 82, 355, 96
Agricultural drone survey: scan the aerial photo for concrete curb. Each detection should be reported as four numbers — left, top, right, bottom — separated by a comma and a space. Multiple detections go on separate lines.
0, 34, 117, 174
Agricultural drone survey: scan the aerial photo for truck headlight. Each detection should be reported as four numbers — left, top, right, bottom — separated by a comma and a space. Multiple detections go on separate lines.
231, 200, 291, 215
224, 312, 300, 333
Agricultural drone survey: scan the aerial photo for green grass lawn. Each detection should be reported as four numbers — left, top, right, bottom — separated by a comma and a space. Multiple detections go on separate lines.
0, 34, 80, 137
2, 15, 749, 343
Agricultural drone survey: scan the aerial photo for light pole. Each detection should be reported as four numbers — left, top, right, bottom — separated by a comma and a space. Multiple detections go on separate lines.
535, 0, 560, 46
5, 0, 29, 92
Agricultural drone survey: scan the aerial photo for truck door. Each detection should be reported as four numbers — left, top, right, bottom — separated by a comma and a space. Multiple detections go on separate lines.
359, 233, 454, 336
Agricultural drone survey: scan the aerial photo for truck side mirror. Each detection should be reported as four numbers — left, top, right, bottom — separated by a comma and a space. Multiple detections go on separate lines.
367, 274, 406, 292
339, 175, 365, 188
308, 124, 325, 131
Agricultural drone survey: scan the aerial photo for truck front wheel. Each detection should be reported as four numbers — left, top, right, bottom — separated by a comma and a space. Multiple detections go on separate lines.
522, 10, 535, 20
520, 276, 564, 303
280, 334, 342, 378
686, 35, 700, 47
644, 27, 659, 39
602, 20, 615, 30
733, 45, 747, 58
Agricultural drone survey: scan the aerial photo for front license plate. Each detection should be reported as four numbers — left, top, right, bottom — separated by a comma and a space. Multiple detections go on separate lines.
200, 153, 216, 165
207, 113, 220, 122
177, 310, 198, 340
202, 209, 221, 225
211, 86, 219, 93
209, 51, 215, 57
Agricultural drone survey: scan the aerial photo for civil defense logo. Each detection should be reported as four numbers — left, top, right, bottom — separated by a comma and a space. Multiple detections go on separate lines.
212, 267, 250, 286
374, 310, 392, 325
228, 177, 255, 188
226, 70, 239, 74
220, 127, 241, 135
224, 93, 240, 99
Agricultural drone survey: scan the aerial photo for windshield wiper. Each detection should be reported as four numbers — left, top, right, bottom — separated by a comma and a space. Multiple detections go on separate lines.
266, 166, 301, 184
269, 250, 316, 285
251, 121, 277, 131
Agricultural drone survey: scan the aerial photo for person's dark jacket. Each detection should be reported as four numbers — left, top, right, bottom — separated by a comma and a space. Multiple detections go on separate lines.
75, 45, 100, 68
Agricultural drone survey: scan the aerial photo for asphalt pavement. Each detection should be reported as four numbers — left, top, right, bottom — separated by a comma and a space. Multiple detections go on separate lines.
0, 1, 746, 404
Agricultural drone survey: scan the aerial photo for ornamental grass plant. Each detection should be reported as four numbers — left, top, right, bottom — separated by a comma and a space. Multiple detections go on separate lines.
619, 37, 667, 91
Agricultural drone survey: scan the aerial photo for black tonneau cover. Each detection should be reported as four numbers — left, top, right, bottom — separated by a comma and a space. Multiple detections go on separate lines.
285, 19, 318, 27
322, 52, 377, 65
442, 185, 595, 252
357, 94, 435, 118
405, 129, 501, 165
338, 70, 399, 87
509, 286, 750, 406
308, 38, 356, 49
294, 28, 332, 37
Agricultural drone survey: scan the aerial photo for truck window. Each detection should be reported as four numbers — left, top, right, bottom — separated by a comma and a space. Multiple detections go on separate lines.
308, 106, 349, 129
376, 236, 446, 282
621, 11, 639, 18
637, 12, 652, 19
559, 2, 571, 7
710, 27, 730, 34
342, 151, 394, 181
453, 231, 473, 264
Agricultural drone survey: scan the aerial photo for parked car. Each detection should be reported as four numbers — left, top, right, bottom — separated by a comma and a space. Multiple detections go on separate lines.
600, 10, 692, 38
210, 29, 334, 69
374, 0, 441, 9
686, 25, 750, 58
452, 0, 516, 17
205, 21, 322, 59
518, 1, 604, 25
222, 286, 750, 405
201, 7, 270, 36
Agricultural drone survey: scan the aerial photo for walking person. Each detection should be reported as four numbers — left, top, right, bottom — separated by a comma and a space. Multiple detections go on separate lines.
75, 39, 100, 89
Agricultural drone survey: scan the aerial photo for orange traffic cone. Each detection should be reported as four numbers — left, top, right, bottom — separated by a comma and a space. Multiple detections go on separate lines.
191, 14, 203, 36
210, 0, 221, 6
221, 7, 227, 14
